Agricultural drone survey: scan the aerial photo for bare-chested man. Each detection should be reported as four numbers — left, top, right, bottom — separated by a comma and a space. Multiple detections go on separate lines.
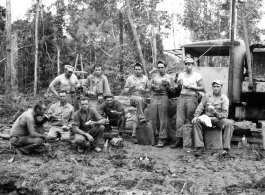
10, 101, 48, 155
49, 65, 81, 110
150, 60, 174, 147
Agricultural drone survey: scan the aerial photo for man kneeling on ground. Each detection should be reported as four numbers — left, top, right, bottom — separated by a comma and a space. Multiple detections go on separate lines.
47, 90, 75, 142
99, 93, 126, 139
192, 80, 234, 156
72, 97, 105, 153
10, 101, 48, 155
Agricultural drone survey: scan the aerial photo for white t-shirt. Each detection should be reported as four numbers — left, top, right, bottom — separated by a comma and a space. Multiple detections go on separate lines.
178, 72, 202, 95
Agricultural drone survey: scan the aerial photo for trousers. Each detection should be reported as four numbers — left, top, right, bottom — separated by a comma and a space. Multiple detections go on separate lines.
149, 95, 168, 139
193, 117, 234, 149
176, 94, 198, 138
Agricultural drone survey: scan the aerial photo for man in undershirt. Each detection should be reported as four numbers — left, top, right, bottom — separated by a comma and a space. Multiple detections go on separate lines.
49, 65, 81, 110
171, 57, 205, 149
150, 60, 174, 147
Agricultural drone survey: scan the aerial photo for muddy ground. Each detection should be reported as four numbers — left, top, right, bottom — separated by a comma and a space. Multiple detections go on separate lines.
1, 133, 265, 195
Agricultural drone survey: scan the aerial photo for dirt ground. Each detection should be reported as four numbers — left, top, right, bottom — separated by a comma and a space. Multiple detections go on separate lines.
1, 133, 265, 195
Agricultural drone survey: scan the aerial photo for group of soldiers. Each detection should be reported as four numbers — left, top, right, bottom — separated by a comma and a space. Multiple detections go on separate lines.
9, 58, 234, 156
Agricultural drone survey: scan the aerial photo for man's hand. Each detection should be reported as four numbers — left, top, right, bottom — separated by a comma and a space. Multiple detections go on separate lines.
62, 125, 70, 131
192, 117, 199, 124
208, 105, 215, 112
49, 113, 59, 120
89, 121, 97, 126
129, 85, 136, 92
111, 110, 120, 115
85, 133, 94, 142
137, 86, 145, 91
86, 91, 95, 96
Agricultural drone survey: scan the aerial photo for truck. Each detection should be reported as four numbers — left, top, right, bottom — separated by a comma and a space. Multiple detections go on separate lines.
180, 39, 265, 123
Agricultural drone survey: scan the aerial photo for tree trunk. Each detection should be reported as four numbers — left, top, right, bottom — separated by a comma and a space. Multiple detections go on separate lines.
125, 0, 147, 75
5, 0, 11, 94
152, 26, 157, 66
34, 0, 40, 95
11, 32, 19, 98
57, 46, 60, 75
119, 11, 124, 73
80, 54, 84, 79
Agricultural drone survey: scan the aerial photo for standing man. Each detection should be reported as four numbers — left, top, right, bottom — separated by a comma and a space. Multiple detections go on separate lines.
49, 65, 81, 110
10, 101, 48, 155
171, 57, 205, 149
72, 97, 105, 153
85, 64, 111, 110
123, 62, 149, 123
192, 80, 234, 156
150, 60, 174, 147
46, 90, 74, 142
99, 93, 126, 138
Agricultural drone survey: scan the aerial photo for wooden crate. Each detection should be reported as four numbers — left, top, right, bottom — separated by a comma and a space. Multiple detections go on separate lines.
183, 124, 194, 149
204, 127, 223, 149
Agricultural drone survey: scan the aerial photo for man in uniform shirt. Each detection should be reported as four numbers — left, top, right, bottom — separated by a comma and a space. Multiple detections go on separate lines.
73, 97, 105, 153
99, 93, 126, 138
10, 101, 48, 155
47, 90, 74, 142
150, 60, 174, 147
85, 64, 111, 110
49, 65, 81, 110
192, 80, 234, 156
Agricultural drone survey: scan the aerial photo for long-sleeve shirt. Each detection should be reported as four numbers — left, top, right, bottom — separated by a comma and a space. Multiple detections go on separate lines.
194, 92, 229, 119
85, 74, 111, 99
48, 101, 74, 127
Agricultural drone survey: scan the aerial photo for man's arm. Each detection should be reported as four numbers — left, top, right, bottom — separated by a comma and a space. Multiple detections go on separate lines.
26, 116, 46, 138
112, 102, 125, 116
122, 78, 133, 95
213, 96, 229, 119
49, 76, 61, 99
67, 106, 75, 128
103, 76, 111, 94
186, 78, 205, 92
72, 113, 91, 138
74, 75, 81, 88
194, 95, 206, 117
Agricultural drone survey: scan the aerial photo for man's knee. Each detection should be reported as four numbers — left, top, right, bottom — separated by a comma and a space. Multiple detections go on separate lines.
98, 125, 105, 132
35, 138, 44, 145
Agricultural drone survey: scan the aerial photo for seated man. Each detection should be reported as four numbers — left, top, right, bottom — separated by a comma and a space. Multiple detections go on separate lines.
192, 80, 234, 156
72, 97, 105, 153
47, 90, 74, 142
10, 101, 48, 155
99, 93, 126, 138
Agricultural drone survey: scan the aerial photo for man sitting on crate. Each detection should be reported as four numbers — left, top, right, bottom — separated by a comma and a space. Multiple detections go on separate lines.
99, 93, 126, 139
191, 80, 234, 156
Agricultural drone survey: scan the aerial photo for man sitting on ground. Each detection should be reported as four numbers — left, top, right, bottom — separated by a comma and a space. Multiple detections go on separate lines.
99, 93, 126, 138
192, 80, 234, 156
10, 101, 48, 155
47, 90, 74, 142
73, 97, 105, 153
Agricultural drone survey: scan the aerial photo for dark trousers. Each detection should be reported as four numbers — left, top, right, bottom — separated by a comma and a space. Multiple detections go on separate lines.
109, 115, 126, 133
74, 125, 105, 147
10, 126, 45, 154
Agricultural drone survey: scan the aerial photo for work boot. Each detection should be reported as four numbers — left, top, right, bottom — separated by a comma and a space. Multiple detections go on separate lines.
133, 137, 138, 144
223, 148, 236, 158
156, 139, 164, 148
94, 147, 102, 153
139, 115, 147, 124
194, 147, 206, 156
170, 138, 183, 149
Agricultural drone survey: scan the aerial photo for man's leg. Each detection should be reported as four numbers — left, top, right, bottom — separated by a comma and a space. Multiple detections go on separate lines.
193, 121, 205, 148
10, 136, 44, 155
157, 95, 168, 147
74, 134, 86, 153
47, 126, 60, 141
186, 96, 198, 123
212, 118, 234, 149
176, 95, 186, 138
60, 130, 71, 142
88, 125, 105, 151
149, 96, 159, 137
117, 115, 126, 137
130, 96, 145, 119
